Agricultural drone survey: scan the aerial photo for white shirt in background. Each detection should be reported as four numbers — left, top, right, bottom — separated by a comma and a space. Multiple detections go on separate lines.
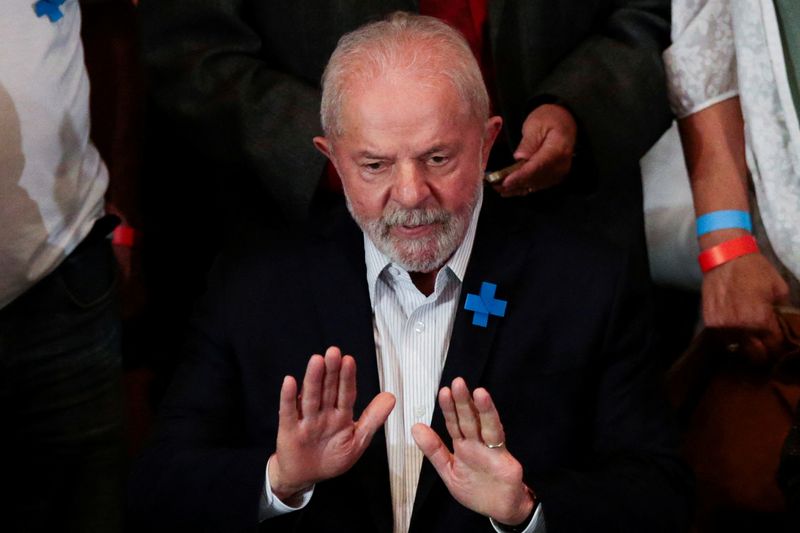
0, 0, 108, 309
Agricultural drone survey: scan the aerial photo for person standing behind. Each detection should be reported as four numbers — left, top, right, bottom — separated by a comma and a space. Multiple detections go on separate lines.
0, 1, 125, 531
664, 2, 800, 530
664, 0, 800, 358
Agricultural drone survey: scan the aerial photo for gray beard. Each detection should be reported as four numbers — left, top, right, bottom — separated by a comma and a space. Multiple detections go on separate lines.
347, 182, 480, 273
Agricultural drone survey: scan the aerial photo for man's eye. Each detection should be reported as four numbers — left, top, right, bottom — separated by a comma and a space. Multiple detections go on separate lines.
428, 155, 449, 166
362, 162, 385, 172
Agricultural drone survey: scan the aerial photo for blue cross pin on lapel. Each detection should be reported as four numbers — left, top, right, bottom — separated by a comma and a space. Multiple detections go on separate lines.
35, 0, 66, 23
464, 282, 507, 328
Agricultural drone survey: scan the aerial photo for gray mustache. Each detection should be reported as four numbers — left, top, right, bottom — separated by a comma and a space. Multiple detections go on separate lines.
382, 208, 450, 227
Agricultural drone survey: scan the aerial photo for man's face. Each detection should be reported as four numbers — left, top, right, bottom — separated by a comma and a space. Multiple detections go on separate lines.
315, 72, 502, 272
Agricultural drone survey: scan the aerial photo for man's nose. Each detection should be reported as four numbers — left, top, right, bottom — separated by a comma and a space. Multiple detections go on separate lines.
392, 161, 431, 208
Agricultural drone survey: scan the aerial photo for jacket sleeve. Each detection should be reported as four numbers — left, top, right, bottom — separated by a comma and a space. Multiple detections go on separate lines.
127, 255, 273, 532
138, 0, 326, 221
532, 0, 673, 177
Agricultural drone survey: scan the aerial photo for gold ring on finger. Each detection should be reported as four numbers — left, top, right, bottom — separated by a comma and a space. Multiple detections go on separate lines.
486, 441, 505, 449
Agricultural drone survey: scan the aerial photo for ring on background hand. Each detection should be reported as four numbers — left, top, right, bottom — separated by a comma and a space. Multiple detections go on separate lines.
726, 342, 740, 353
486, 441, 505, 449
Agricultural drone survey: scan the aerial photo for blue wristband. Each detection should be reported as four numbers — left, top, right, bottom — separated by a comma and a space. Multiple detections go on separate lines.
696, 210, 752, 237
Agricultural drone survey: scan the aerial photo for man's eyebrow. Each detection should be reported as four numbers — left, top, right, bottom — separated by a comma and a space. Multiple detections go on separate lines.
418, 144, 456, 158
355, 143, 459, 159
356, 150, 390, 159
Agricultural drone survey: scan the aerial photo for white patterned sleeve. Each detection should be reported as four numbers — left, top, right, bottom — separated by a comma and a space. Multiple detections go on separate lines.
663, 0, 738, 118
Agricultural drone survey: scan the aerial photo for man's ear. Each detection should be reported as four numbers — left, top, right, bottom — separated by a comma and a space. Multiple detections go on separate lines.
313, 136, 334, 160
482, 116, 503, 168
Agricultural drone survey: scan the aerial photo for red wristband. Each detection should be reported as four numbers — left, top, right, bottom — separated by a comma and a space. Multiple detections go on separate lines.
698, 235, 758, 273
112, 225, 141, 248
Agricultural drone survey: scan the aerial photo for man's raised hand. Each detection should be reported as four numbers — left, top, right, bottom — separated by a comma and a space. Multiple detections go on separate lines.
411, 378, 535, 526
268, 346, 395, 502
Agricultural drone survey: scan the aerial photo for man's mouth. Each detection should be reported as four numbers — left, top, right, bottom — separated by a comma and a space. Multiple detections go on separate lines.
393, 222, 435, 237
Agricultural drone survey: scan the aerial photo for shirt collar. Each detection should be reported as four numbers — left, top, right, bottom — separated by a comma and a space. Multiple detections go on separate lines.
364, 187, 483, 303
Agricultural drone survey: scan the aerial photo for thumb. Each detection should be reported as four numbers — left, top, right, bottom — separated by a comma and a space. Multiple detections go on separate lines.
513, 130, 545, 161
762, 310, 785, 354
503, 137, 561, 189
773, 277, 791, 306
763, 277, 791, 351
354, 392, 395, 449
411, 423, 453, 478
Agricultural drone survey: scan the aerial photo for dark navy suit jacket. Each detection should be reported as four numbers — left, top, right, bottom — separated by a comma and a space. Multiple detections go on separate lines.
129, 189, 691, 532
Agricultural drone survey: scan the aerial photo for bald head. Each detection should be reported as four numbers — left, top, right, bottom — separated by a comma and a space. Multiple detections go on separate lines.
320, 12, 490, 138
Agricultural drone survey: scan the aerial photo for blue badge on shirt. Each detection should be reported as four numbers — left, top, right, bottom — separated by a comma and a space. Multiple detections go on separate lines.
34, 0, 66, 23
464, 282, 507, 328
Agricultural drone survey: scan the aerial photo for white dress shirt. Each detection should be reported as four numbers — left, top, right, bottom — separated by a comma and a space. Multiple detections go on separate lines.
260, 189, 544, 532
365, 192, 480, 533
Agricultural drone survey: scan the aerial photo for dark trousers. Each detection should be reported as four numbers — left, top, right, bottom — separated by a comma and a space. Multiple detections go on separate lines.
0, 229, 124, 533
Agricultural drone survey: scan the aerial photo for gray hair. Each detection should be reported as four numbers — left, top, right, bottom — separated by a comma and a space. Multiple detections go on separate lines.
320, 12, 490, 137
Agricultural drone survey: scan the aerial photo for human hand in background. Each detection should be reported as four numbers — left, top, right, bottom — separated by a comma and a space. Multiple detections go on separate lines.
702, 247, 790, 362
268, 347, 395, 503
411, 378, 535, 526
493, 104, 577, 197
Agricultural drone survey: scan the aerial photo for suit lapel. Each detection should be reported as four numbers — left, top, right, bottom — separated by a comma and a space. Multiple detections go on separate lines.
309, 210, 394, 532
410, 191, 533, 527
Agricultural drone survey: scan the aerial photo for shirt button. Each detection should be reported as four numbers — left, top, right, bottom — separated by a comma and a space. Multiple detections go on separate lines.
414, 321, 425, 333
389, 266, 399, 276
415, 405, 426, 419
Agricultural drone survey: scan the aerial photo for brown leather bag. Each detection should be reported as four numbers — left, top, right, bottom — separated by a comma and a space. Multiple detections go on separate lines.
666, 307, 800, 518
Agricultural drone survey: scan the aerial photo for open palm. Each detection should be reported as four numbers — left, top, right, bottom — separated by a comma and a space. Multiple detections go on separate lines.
268, 347, 395, 500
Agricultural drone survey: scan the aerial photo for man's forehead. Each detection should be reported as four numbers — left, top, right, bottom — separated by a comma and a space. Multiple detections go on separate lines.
346, 67, 458, 99
338, 71, 472, 131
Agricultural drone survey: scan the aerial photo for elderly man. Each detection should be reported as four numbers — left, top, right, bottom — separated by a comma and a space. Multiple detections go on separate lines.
129, 14, 690, 533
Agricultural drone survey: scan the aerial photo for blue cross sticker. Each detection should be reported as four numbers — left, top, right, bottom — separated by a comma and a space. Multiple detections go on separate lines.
34, 0, 66, 23
464, 282, 507, 327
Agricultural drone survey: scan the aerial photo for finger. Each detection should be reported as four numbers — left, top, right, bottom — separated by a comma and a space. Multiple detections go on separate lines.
438, 386, 463, 440
738, 303, 783, 356
278, 375, 299, 426
774, 280, 791, 306
321, 347, 342, 409
773, 272, 791, 304
300, 354, 325, 416
742, 335, 770, 364
451, 378, 480, 440
507, 141, 570, 192
513, 126, 546, 161
473, 387, 505, 447
763, 311, 785, 348
411, 423, 453, 483
354, 392, 396, 451
337, 355, 357, 411
500, 156, 544, 190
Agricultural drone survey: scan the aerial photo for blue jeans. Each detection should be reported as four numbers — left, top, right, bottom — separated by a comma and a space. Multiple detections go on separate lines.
0, 228, 124, 533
